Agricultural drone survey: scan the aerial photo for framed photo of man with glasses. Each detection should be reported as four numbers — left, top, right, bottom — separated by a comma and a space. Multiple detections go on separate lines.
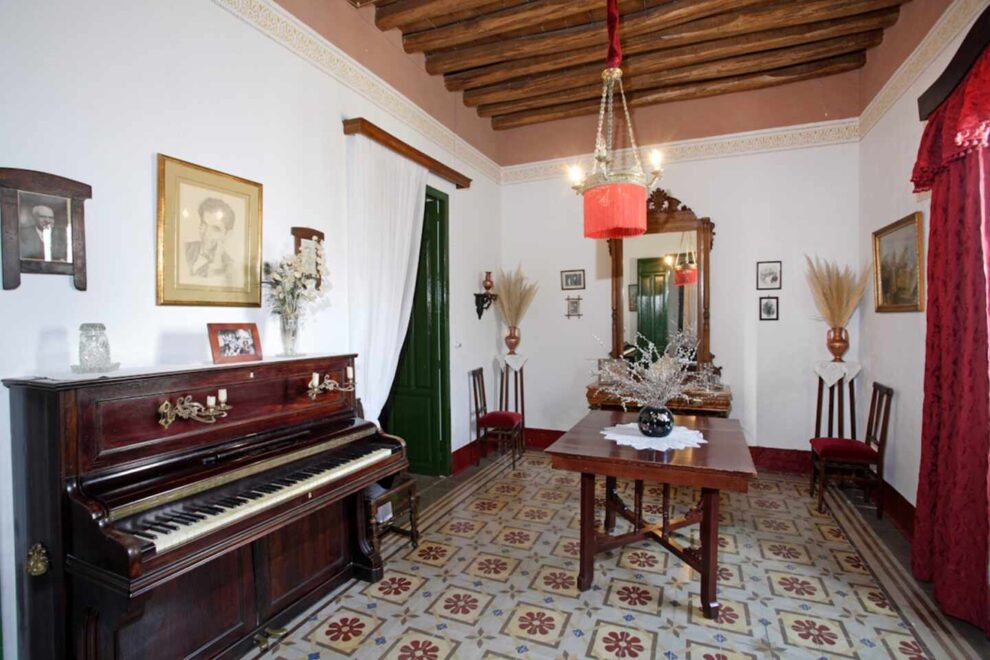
1, 168, 91, 291
157, 154, 262, 306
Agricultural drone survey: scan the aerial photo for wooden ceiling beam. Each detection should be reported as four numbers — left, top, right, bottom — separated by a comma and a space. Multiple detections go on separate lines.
426, 0, 904, 76
424, 0, 775, 74
402, 0, 606, 54
478, 31, 881, 117
491, 52, 866, 129
462, 10, 896, 107
445, 4, 899, 91
375, 0, 496, 32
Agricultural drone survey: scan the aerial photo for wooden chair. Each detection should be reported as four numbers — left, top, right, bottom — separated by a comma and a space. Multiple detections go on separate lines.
365, 473, 420, 558
810, 382, 893, 516
470, 367, 524, 469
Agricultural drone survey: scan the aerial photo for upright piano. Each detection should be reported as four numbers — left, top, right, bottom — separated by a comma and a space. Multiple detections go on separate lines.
4, 354, 407, 659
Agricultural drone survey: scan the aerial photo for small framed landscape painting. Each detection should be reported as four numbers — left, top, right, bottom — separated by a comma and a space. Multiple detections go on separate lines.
873, 212, 924, 312
759, 296, 779, 321
756, 261, 782, 290
207, 323, 263, 364
157, 154, 263, 307
561, 269, 585, 290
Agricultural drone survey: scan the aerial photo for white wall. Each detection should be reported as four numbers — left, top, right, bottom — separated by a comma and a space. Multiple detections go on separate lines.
857, 22, 975, 506
501, 142, 862, 447
0, 1, 500, 656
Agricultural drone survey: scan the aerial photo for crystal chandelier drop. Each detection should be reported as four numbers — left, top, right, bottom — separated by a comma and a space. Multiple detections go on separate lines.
568, 0, 663, 239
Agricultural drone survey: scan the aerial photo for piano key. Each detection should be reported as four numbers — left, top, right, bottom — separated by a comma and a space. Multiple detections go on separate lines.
140, 447, 392, 553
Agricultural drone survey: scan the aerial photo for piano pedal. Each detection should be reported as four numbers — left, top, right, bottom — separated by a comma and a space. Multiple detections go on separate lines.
264, 626, 288, 639
253, 633, 270, 651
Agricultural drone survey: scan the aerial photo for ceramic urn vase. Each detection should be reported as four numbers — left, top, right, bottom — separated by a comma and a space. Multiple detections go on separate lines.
505, 326, 520, 355
826, 327, 849, 362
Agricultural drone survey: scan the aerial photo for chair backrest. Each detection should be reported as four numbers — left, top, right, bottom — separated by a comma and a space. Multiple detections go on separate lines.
815, 376, 857, 439
469, 368, 487, 420
865, 382, 894, 458
498, 363, 525, 429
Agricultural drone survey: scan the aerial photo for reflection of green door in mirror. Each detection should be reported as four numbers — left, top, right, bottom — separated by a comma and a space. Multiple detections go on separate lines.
383, 188, 451, 476
637, 257, 669, 354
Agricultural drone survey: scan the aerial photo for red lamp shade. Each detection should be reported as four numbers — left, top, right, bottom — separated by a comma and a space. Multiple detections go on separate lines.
674, 266, 698, 286
583, 182, 646, 239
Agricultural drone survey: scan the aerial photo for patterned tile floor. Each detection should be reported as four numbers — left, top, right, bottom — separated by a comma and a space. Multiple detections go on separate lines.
251, 452, 979, 659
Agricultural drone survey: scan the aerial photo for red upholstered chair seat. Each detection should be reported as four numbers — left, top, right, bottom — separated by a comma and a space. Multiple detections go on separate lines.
810, 437, 878, 462
478, 411, 522, 428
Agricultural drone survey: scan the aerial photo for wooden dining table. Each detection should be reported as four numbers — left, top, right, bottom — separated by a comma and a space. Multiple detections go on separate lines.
545, 410, 756, 619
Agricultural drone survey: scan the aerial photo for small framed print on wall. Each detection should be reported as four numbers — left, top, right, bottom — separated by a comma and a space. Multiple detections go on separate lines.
157, 154, 263, 307
0, 168, 91, 291
561, 269, 585, 290
207, 323, 263, 364
756, 261, 782, 290
759, 296, 779, 321
628, 284, 638, 312
291, 226, 326, 289
872, 212, 924, 312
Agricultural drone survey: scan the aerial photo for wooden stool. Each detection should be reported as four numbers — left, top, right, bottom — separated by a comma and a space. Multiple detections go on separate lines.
365, 474, 420, 557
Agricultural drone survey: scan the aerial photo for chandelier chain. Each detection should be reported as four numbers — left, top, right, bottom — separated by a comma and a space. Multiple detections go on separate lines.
618, 77, 643, 175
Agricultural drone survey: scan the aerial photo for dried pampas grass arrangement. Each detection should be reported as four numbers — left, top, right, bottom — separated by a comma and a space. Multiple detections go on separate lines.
804, 256, 869, 328
494, 266, 538, 326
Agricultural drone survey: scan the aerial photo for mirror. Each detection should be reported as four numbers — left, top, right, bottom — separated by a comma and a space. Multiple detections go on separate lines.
609, 189, 714, 363
622, 231, 698, 355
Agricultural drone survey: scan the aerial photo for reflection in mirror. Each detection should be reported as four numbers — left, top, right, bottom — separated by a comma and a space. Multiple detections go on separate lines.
623, 231, 697, 357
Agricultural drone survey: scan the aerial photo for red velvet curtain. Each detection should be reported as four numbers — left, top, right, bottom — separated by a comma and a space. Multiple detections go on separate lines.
911, 47, 990, 634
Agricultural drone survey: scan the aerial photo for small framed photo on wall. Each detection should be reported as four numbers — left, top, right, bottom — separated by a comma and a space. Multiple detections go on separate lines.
756, 261, 782, 290
759, 296, 779, 321
560, 269, 585, 290
628, 284, 638, 312
0, 168, 91, 291
207, 323, 263, 364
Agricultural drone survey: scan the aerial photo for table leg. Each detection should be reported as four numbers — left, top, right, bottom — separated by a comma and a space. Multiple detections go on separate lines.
633, 480, 644, 530
578, 472, 596, 591
604, 476, 617, 533
699, 487, 720, 619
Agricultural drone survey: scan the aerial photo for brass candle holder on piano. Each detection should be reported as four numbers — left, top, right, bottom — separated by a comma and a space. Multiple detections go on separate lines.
158, 389, 232, 429
307, 369, 355, 400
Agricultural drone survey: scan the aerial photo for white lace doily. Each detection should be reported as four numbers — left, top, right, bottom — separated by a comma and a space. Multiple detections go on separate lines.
601, 423, 707, 451
814, 361, 861, 387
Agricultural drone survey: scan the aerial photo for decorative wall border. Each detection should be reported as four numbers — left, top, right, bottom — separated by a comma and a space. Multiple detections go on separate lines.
500, 119, 861, 185
213, 0, 502, 183
859, 0, 989, 138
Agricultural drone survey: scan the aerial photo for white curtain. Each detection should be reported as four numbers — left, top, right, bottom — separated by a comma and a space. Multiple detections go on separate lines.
346, 136, 429, 425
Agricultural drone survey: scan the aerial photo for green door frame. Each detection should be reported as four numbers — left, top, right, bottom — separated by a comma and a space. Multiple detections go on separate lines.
383, 186, 452, 475
428, 186, 452, 475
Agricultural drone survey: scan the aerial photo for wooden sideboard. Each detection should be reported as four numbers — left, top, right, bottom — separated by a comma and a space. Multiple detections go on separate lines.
586, 384, 732, 418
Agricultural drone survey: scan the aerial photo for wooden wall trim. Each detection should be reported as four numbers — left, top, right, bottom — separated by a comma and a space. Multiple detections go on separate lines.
342, 117, 472, 189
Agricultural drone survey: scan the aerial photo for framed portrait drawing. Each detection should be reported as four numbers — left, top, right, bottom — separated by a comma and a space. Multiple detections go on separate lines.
759, 296, 779, 321
873, 212, 924, 312
0, 168, 91, 291
207, 323, 263, 364
565, 296, 583, 318
560, 269, 585, 290
756, 261, 781, 290
157, 154, 262, 306
628, 284, 638, 312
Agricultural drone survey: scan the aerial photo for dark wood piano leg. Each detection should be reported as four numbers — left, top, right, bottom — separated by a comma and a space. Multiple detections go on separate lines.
699, 487, 720, 620
578, 472, 596, 591
353, 495, 383, 582
604, 476, 617, 533
633, 480, 644, 530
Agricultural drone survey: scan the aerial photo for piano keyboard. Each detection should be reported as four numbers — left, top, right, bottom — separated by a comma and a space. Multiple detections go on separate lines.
125, 446, 393, 553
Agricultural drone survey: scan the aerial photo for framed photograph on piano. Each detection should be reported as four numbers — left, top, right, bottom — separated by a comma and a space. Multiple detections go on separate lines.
207, 322, 263, 364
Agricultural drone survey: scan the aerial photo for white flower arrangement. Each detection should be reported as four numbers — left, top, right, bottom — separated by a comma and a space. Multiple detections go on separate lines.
595, 332, 697, 410
263, 238, 328, 322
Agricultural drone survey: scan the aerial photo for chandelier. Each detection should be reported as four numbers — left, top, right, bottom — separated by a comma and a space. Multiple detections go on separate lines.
568, 0, 663, 239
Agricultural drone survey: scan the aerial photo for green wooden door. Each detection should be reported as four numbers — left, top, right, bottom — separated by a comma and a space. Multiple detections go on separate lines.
637, 257, 669, 354
383, 188, 451, 476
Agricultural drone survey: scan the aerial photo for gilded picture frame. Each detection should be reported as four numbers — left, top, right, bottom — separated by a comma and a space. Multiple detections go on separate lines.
872, 212, 924, 313
157, 154, 262, 306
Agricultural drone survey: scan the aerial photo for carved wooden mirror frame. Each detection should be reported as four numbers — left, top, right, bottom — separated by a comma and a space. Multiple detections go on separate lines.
609, 188, 714, 363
